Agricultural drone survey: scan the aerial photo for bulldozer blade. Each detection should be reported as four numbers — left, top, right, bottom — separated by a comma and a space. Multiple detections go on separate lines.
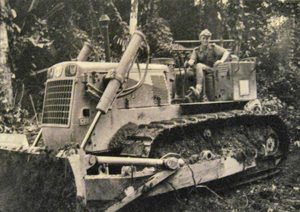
105, 170, 176, 212
75, 155, 256, 204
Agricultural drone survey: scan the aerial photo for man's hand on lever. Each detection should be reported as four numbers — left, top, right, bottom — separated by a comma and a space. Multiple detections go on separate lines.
214, 60, 223, 67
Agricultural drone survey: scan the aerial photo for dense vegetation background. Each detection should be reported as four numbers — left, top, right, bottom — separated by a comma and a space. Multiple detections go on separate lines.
0, 1, 299, 211
0, 0, 299, 133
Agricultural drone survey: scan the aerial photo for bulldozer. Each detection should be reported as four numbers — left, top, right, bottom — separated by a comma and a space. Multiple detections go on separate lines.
0, 30, 289, 211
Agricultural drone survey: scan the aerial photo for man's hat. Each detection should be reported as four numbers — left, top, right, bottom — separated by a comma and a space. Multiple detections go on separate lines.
199, 29, 212, 38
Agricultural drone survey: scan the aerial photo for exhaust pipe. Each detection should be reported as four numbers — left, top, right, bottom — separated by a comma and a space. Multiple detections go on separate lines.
100, 14, 111, 62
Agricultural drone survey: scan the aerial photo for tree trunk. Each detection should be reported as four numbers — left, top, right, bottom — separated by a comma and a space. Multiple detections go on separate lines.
289, 3, 298, 66
0, 0, 13, 107
204, 0, 222, 39
129, 0, 138, 35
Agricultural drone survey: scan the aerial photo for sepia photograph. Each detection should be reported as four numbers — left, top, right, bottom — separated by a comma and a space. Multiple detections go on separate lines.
0, 0, 299, 211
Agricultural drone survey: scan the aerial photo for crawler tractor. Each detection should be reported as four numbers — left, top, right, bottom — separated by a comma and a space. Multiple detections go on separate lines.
0, 31, 289, 211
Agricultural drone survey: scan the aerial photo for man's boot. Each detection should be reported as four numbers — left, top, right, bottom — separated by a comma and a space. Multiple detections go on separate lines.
202, 94, 209, 102
188, 84, 202, 99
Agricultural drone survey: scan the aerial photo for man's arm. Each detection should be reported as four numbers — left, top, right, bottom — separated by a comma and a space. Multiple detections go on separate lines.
213, 44, 230, 66
220, 50, 230, 63
187, 48, 197, 66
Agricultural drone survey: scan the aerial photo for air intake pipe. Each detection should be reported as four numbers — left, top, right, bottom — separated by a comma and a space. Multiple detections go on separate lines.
76, 42, 92, 61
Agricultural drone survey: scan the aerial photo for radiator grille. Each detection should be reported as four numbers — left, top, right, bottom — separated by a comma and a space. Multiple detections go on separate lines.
42, 80, 74, 126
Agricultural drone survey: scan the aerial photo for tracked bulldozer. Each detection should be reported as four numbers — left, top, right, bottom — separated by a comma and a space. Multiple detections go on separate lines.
0, 30, 289, 211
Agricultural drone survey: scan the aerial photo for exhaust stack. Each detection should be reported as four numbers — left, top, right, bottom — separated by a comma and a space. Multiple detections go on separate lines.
100, 14, 111, 62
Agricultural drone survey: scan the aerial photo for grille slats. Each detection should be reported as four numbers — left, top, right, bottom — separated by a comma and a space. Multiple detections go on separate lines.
42, 80, 74, 126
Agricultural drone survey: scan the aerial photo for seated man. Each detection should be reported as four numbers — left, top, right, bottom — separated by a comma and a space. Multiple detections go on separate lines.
185, 29, 230, 99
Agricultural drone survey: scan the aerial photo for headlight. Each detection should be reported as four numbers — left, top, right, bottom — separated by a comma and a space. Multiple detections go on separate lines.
47, 68, 53, 78
65, 65, 77, 76
53, 66, 63, 77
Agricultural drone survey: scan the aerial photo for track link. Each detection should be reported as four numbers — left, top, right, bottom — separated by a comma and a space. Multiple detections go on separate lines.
118, 109, 289, 169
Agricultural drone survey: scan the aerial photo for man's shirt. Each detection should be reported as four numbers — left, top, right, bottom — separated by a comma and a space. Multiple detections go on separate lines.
190, 44, 227, 67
